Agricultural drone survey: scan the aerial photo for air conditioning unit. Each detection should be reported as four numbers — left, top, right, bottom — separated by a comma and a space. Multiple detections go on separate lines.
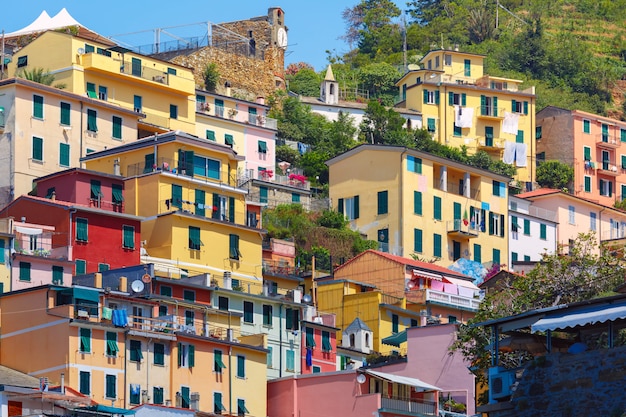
488, 367, 517, 401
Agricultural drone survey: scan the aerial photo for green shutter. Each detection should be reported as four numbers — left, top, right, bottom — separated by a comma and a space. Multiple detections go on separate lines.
583, 120, 590, 134
512, 252, 518, 262
185, 151, 194, 177
435, 90, 440, 104
112, 116, 122, 139
584, 147, 591, 161
76, 259, 86, 275
177, 342, 183, 367
181, 386, 190, 408
80, 328, 91, 352
258, 141, 267, 153
524, 101, 529, 115
90, 180, 101, 199
286, 350, 295, 370
584, 176, 591, 192
154, 387, 164, 405
189, 226, 201, 250
52, 266, 63, 285
237, 355, 245, 378
461, 93, 466, 106
188, 344, 195, 367
540, 224, 547, 240
473, 244, 481, 263
414, 228, 423, 253
172, 185, 182, 208
225, 134, 234, 145
453, 202, 461, 221
33, 95, 44, 118
59, 143, 70, 166
214, 392, 226, 412
493, 248, 501, 264
76, 218, 88, 242
112, 184, 124, 204
206, 130, 216, 141
229, 234, 240, 260
464, 59, 471, 76
86, 83, 97, 99
0, 240, 4, 264
123, 225, 134, 249
79, 371, 90, 395
377, 191, 388, 215
154, 343, 165, 365
32, 137, 43, 161
434, 196, 442, 220
144, 153, 155, 173
286, 308, 293, 330
414, 191, 422, 215
60, 102, 71, 125
621, 129, 626, 143
354, 195, 360, 219
306, 328, 316, 347
19, 262, 30, 281
259, 187, 268, 204
229, 197, 235, 222
516, 130, 524, 143
87, 109, 97, 132
524, 219, 530, 235
105, 375, 116, 398
195, 189, 205, 216
512, 99, 517, 112
338, 198, 344, 214
427, 118, 436, 132
423, 89, 428, 104
493, 97, 498, 117
449, 92, 454, 105
480, 95, 486, 115
433, 233, 442, 257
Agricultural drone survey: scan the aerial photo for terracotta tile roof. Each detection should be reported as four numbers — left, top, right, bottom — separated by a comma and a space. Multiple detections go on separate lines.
516, 188, 561, 199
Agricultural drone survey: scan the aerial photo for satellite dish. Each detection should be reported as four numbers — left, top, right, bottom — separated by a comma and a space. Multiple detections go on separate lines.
77, 47, 85, 56
302, 294, 312, 303
356, 374, 366, 384
130, 280, 145, 293
407, 281, 416, 289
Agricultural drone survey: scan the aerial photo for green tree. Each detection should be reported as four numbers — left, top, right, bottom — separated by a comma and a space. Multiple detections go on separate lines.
357, 62, 401, 103
359, 99, 412, 145
454, 233, 625, 387
202, 62, 219, 92
17, 67, 65, 88
536, 160, 574, 190
288, 68, 321, 96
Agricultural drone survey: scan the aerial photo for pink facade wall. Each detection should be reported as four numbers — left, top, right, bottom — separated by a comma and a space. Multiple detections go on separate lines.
301, 325, 337, 374
11, 255, 73, 291
243, 127, 275, 175
268, 372, 381, 417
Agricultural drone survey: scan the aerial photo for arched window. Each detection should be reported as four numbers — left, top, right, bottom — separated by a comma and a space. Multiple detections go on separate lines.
330, 84, 334, 95
365, 333, 370, 348
350, 333, 355, 347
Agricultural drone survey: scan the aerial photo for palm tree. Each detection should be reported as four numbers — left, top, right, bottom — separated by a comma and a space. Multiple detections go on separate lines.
17, 67, 66, 89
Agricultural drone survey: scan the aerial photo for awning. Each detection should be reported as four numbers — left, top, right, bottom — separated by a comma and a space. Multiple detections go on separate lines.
258, 141, 267, 152
382, 330, 407, 347
412, 269, 443, 280
443, 276, 480, 290
366, 370, 441, 392
532, 304, 626, 333
15, 226, 43, 235
78, 405, 135, 415
59, 287, 100, 304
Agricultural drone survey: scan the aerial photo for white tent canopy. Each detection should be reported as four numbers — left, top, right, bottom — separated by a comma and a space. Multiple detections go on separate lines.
6, 8, 83, 38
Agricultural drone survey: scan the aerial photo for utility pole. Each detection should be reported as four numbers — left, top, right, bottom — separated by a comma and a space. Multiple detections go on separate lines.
402, 11, 407, 73
496, 0, 500, 29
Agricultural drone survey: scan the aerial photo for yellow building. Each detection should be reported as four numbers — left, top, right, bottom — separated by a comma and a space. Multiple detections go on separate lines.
4, 30, 196, 137
82, 131, 264, 285
327, 144, 509, 268
396, 49, 536, 184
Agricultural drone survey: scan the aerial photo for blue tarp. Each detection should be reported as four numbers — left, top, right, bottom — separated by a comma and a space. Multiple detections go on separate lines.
447, 258, 487, 284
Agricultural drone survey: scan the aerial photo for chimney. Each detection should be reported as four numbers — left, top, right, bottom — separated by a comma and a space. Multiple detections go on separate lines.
94, 272, 102, 289
256, 96, 265, 105
51, 191, 56, 200
204, 273, 212, 287
224, 81, 231, 97
61, 373, 65, 394
119, 276, 128, 292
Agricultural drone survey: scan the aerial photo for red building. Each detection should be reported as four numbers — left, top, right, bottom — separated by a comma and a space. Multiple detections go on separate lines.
301, 316, 339, 374
1, 169, 143, 275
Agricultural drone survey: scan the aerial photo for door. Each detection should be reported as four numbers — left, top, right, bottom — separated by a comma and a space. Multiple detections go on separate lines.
485, 126, 494, 147
453, 241, 461, 261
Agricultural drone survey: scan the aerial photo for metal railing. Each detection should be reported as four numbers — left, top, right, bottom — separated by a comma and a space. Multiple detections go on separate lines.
407, 289, 481, 311
443, 182, 480, 199
120, 60, 171, 85
527, 206, 557, 222
196, 102, 277, 130
262, 260, 301, 278
447, 219, 479, 236
380, 397, 437, 416
126, 157, 241, 188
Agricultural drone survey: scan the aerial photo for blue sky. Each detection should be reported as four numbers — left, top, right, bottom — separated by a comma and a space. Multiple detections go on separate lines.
1, 1, 405, 71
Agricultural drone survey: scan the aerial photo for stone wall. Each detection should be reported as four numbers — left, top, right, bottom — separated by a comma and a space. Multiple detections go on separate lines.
491, 345, 626, 417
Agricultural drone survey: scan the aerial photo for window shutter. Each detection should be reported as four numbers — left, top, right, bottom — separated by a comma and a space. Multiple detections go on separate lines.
188, 345, 195, 367
414, 228, 423, 253
434, 196, 442, 220
229, 197, 235, 222
448, 92, 454, 106
286, 308, 293, 330
353, 195, 360, 219
489, 213, 494, 235
144, 154, 155, 173
435, 90, 440, 104
474, 244, 481, 262
453, 202, 461, 221
184, 151, 194, 178
177, 342, 183, 367
433, 234, 442, 257
423, 89, 428, 104
480, 95, 486, 115
500, 214, 505, 237
461, 93, 466, 106
524, 101, 529, 114
414, 191, 422, 215
493, 97, 498, 117
212, 193, 220, 218
512, 100, 517, 112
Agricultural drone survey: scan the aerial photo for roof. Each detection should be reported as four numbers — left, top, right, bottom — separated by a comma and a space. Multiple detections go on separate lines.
516, 188, 561, 199
0, 365, 39, 388
518, 188, 626, 214
34, 167, 125, 184
344, 317, 372, 333
324, 65, 335, 82
300, 95, 421, 116
365, 370, 441, 392
335, 249, 472, 280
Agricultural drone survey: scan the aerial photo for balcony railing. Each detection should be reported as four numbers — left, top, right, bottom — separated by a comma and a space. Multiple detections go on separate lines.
196, 102, 277, 130
120, 60, 171, 86
126, 157, 241, 188
262, 260, 301, 278
380, 397, 437, 416
447, 219, 479, 238
476, 137, 504, 150
602, 229, 626, 241
596, 134, 621, 148
407, 289, 481, 311
443, 182, 480, 200
239, 169, 311, 190
477, 106, 505, 119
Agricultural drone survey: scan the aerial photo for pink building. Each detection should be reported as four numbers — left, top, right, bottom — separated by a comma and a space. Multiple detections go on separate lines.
301, 318, 339, 374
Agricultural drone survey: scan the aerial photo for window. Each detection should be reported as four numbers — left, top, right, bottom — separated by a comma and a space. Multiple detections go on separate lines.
177, 343, 195, 368
286, 350, 295, 371
267, 346, 273, 368
423, 90, 439, 105
52, 266, 63, 285
79, 328, 91, 353
263, 304, 273, 326
414, 191, 422, 215
433, 196, 442, 220
154, 343, 165, 365
377, 191, 388, 215
339, 196, 359, 220
448, 315, 457, 324
453, 125, 462, 136
523, 219, 531, 235
258, 141, 267, 153
489, 212, 505, 237
170, 104, 178, 119
59, 143, 70, 167
292, 193, 300, 203
583, 119, 590, 134
112, 116, 122, 139
218, 296, 229, 311
493, 248, 501, 265
106, 332, 119, 356
414, 228, 423, 253
567, 205, 576, 225
189, 226, 202, 250
229, 234, 241, 260
524, 255, 531, 262
33, 95, 43, 118
464, 59, 471, 76
193, 155, 221, 179
185, 310, 194, 326
584, 146, 591, 161
433, 233, 442, 258
122, 225, 135, 249
98, 263, 109, 272
183, 289, 195, 302
480, 95, 498, 116
312, 366, 321, 373
540, 224, 547, 240
105, 375, 116, 399
214, 349, 226, 373
536, 126, 542, 140
435, 56, 440, 68
590, 212, 597, 231
214, 392, 226, 414
206, 130, 216, 141
407, 155, 422, 173
516, 130, 524, 143
87, 109, 98, 132
512, 100, 529, 115
98, 85, 108, 100
32, 137, 43, 161
474, 243, 482, 263
131, 57, 142, 76
90, 180, 101, 201
427, 117, 436, 132
322, 331, 332, 352
86, 82, 97, 99
17, 55, 27, 68
392, 314, 399, 333
512, 252, 518, 262
444, 54, 452, 65
96, 47, 111, 57
133, 95, 142, 113
285, 308, 300, 330
75, 259, 86, 275
112, 184, 123, 206
225, 134, 234, 146
19, 262, 31, 281
84, 44, 95, 53
153, 387, 164, 405
448, 92, 467, 106
130, 340, 143, 362
584, 176, 591, 192
600, 179, 613, 197
377, 228, 388, 252
237, 399, 249, 416
622, 128, 626, 143
305, 327, 316, 348
492, 180, 506, 197
60, 102, 71, 125
79, 371, 90, 395
237, 355, 245, 378
243, 301, 254, 323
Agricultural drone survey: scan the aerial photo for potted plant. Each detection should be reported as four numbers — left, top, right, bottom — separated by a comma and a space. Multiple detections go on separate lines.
228, 108, 238, 119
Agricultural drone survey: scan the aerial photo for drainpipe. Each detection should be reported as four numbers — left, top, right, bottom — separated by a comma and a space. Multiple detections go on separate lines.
123, 330, 128, 409
400, 148, 409, 255
599, 206, 607, 247
279, 304, 283, 378
228, 345, 233, 416
79, 102, 84, 167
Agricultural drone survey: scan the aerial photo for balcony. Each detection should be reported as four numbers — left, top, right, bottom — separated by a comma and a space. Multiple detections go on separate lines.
527, 206, 557, 222
596, 161, 619, 176
126, 157, 241, 188
476, 106, 505, 119
476, 137, 504, 152
596, 134, 621, 149
447, 219, 479, 238
444, 182, 481, 200
407, 289, 481, 311
262, 260, 301, 278
196, 102, 277, 130
602, 228, 626, 241
380, 397, 438, 416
